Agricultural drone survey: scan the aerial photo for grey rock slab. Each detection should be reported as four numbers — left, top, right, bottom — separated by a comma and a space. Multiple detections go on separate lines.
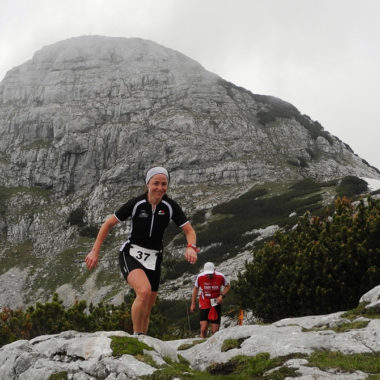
138, 334, 178, 362
181, 320, 380, 371
274, 311, 347, 330
360, 285, 380, 311
360, 285, 380, 304
100, 355, 155, 378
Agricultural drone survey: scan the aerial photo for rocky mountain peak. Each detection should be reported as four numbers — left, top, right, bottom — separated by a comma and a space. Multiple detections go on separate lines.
1, 35, 378, 200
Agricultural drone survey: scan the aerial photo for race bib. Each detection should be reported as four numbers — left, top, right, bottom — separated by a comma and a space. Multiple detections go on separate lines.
210, 298, 218, 307
129, 244, 159, 270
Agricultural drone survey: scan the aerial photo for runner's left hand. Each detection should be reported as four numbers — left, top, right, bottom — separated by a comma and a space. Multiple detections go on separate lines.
185, 247, 197, 264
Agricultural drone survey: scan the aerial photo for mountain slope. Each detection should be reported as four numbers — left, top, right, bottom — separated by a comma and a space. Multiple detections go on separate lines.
1, 36, 378, 196
0, 36, 379, 308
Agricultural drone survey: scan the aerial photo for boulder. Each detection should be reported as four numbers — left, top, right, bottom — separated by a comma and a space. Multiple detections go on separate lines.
0, 286, 379, 379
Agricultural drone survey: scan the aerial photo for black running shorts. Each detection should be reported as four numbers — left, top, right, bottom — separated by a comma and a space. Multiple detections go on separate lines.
119, 245, 162, 292
199, 304, 222, 324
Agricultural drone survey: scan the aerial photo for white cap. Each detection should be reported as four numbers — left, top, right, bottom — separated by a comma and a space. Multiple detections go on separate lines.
145, 167, 169, 184
204, 262, 215, 274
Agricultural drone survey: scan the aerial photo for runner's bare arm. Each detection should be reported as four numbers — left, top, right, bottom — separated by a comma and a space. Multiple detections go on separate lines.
182, 222, 198, 264
190, 286, 199, 313
85, 214, 119, 270
217, 283, 231, 304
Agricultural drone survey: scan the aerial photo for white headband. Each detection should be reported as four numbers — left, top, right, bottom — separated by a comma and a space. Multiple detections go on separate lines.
145, 167, 169, 184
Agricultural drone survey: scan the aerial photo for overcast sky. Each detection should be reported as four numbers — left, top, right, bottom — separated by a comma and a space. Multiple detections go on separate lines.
1, 0, 379, 173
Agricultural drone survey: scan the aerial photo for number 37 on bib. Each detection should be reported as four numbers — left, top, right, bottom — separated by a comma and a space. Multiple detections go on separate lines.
129, 244, 159, 270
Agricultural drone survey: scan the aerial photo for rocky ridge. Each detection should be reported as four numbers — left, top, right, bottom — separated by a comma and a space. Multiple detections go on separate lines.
0, 286, 379, 379
1, 36, 379, 203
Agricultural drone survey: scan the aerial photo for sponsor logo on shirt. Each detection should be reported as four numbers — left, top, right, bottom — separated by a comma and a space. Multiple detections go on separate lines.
158, 210, 165, 216
203, 285, 220, 291
139, 210, 149, 218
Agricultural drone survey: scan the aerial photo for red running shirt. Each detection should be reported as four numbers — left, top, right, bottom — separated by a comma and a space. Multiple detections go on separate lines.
194, 271, 229, 309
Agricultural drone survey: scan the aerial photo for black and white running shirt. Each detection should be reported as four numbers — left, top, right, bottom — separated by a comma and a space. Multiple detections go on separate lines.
115, 193, 189, 250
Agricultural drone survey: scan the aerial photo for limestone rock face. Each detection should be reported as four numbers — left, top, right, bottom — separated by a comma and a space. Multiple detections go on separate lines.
360, 285, 380, 312
1, 36, 378, 199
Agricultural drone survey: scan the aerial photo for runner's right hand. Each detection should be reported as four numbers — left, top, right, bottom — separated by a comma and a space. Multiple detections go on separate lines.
85, 249, 99, 270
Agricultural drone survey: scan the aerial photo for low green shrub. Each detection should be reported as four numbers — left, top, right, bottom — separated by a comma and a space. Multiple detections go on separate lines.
0, 294, 133, 348
336, 176, 368, 197
79, 225, 98, 238
66, 207, 85, 226
233, 196, 380, 322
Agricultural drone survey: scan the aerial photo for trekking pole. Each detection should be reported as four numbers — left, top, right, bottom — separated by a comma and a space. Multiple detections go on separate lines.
186, 303, 192, 335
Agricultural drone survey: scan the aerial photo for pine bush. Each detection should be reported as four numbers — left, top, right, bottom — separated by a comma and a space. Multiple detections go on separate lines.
234, 197, 380, 322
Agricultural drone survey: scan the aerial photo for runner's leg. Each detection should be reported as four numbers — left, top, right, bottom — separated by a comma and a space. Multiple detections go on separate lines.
210, 323, 220, 334
142, 291, 158, 334
127, 269, 152, 333
200, 321, 208, 337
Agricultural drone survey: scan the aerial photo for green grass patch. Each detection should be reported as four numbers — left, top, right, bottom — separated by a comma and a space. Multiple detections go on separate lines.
207, 353, 275, 376
135, 353, 158, 368
342, 302, 380, 320
207, 352, 303, 379
110, 336, 153, 356
368, 375, 380, 380
308, 351, 380, 374
302, 320, 370, 333
142, 355, 202, 379
221, 337, 249, 352
331, 320, 370, 332
143, 352, 303, 379
48, 372, 68, 380
263, 366, 300, 379
178, 339, 206, 351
